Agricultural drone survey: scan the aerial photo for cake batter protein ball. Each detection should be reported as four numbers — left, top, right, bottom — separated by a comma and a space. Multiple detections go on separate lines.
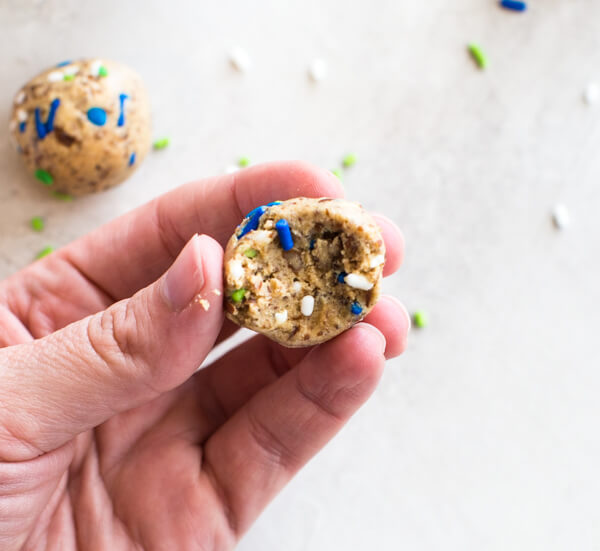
224, 197, 386, 347
9, 59, 151, 196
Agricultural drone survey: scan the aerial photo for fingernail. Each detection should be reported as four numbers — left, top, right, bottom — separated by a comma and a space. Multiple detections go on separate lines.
360, 324, 387, 355
162, 235, 204, 311
384, 295, 411, 333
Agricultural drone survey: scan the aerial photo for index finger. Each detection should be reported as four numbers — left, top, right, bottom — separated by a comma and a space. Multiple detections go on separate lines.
63, 161, 345, 300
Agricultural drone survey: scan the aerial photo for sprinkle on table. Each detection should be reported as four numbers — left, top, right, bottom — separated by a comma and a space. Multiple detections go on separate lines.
238, 156, 251, 167
499, 0, 527, 11
552, 204, 570, 230
468, 43, 487, 69
413, 310, 428, 329
30, 216, 44, 232
275, 219, 294, 251
308, 58, 328, 82
36, 246, 54, 260
584, 83, 600, 106
229, 47, 252, 73
342, 154, 357, 168
153, 137, 170, 150
331, 168, 343, 180
35, 169, 53, 186
231, 288, 246, 303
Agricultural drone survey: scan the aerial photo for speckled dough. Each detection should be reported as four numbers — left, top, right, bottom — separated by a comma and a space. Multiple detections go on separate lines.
224, 197, 386, 347
9, 59, 151, 196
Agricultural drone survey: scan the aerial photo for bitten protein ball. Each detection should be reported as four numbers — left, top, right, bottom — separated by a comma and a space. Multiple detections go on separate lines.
224, 197, 386, 347
9, 59, 151, 196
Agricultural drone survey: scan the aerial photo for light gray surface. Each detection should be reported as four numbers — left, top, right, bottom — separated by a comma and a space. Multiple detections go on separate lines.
1, 1, 600, 549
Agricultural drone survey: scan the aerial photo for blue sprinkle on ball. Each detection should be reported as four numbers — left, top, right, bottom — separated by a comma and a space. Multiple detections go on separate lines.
117, 93, 129, 127
129, 152, 136, 166
266, 201, 282, 207
87, 107, 107, 126
19, 121, 26, 133
309, 238, 316, 250
56, 60, 72, 67
351, 301, 363, 315
500, 0, 526, 11
238, 206, 267, 239
337, 272, 347, 283
276, 219, 294, 251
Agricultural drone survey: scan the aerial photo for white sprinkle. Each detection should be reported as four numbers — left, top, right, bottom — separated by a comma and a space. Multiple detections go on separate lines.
17, 109, 27, 122
292, 281, 302, 293
229, 47, 252, 73
584, 82, 600, 105
9, 120, 17, 132
14, 91, 26, 105
47, 71, 63, 82
369, 254, 385, 268
225, 165, 239, 174
250, 230, 273, 244
90, 60, 103, 76
301, 295, 315, 316
308, 58, 328, 82
229, 259, 245, 282
345, 273, 374, 291
552, 204, 570, 230
63, 65, 79, 76
274, 310, 288, 325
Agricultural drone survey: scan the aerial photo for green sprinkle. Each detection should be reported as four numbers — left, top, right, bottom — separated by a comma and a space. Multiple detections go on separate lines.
413, 310, 428, 329
238, 156, 251, 167
36, 246, 54, 260
331, 168, 343, 180
98, 66, 108, 77
52, 191, 74, 201
468, 43, 487, 69
244, 248, 258, 258
153, 137, 170, 150
342, 153, 357, 168
231, 288, 246, 303
63, 74, 74, 81
35, 169, 53, 186
30, 216, 45, 232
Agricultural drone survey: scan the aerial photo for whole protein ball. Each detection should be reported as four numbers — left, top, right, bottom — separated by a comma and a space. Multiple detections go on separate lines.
9, 59, 151, 196
224, 197, 386, 347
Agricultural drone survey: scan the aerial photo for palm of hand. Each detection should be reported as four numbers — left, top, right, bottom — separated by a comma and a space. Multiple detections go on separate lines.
0, 163, 408, 550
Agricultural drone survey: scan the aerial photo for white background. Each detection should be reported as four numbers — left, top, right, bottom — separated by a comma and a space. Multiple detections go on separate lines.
1, 1, 600, 549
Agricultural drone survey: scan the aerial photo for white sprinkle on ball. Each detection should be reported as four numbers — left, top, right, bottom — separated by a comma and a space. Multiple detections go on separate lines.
229, 259, 245, 282
369, 254, 385, 268
552, 204, 570, 230
17, 109, 27, 122
292, 281, 302, 293
229, 47, 252, 73
274, 310, 288, 325
14, 91, 26, 105
47, 71, 63, 82
308, 58, 328, 82
344, 273, 374, 291
301, 295, 315, 316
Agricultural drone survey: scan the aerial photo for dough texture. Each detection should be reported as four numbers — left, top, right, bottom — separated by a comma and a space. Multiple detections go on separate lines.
224, 197, 385, 347
9, 59, 151, 196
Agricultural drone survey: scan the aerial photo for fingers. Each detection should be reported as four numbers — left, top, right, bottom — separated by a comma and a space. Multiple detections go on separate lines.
0, 235, 224, 462
202, 324, 386, 536
64, 161, 345, 301
362, 295, 410, 359
371, 213, 405, 276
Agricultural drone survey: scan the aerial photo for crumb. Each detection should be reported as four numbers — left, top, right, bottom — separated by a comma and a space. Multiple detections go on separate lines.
193, 294, 211, 310
212, 288, 222, 296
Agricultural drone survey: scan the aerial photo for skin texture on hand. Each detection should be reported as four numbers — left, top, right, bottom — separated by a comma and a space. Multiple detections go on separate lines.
0, 162, 410, 550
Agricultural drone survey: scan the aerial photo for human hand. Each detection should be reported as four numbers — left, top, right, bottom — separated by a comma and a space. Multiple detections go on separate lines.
0, 162, 410, 550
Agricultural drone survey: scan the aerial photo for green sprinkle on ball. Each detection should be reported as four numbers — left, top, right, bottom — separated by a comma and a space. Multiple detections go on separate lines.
30, 216, 45, 232
35, 169, 54, 186
413, 310, 428, 329
244, 248, 258, 258
63, 74, 75, 82
98, 66, 108, 77
36, 246, 54, 260
52, 191, 74, 201
231, 288, 246, 303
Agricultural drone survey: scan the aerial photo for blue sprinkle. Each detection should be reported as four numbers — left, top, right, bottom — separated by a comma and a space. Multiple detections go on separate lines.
337, 272, 347, 283
351, 301, 363, 315
56, 60, 72, 67
45, 98, 60, 133
266, 201, 282, 207
238, 206, 267, 239
117, 93, 129, 127
276, 219, 294, 251
34, 108, 47, 139
87, 107, 107, 126
309, 238, 315, 250
19, 121, 26, 133
500, 0, 526, 11
129, 152, 136, 166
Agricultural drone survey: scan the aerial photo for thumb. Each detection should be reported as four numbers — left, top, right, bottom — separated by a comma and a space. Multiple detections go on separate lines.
0, 234, 224, 462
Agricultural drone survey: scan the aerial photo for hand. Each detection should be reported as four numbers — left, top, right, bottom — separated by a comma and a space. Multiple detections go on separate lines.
0, 162, 410, 550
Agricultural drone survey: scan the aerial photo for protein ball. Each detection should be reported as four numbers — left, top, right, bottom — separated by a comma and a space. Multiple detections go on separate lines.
223, 197, 386, 347
9, 59, 151, 196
